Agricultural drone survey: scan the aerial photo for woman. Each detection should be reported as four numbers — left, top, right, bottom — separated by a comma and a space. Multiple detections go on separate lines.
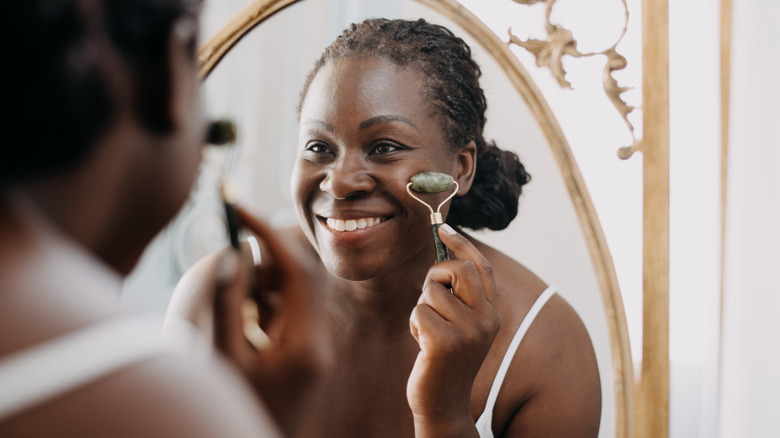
0, 1, 323, 436
173, 17, 601, 438
290, 18, 601, 438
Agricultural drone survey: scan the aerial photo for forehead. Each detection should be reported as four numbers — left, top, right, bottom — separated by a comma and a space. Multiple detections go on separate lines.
300, 57, 433, 127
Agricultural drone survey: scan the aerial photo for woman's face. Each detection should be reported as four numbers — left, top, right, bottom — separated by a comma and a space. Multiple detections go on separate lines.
160, 17, 205, 216
120, 16, 205, 273
292, 57, 474, 281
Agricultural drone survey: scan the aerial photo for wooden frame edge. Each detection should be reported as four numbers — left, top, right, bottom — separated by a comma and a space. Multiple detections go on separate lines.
197, 0, 297, 79
636, 0, 670, 437
716, 0, 732, 428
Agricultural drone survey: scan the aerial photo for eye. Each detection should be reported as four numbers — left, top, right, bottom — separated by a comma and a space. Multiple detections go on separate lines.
370, 142, 403, 155
304, 142, 332, 154
301, 141, 335, 164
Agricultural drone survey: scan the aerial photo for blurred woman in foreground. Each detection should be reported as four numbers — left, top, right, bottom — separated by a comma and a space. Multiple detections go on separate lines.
0, 1, 323, 436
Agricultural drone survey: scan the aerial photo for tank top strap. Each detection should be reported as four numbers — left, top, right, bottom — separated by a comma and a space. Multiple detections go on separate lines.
474, 286, 557, 437
0, 315, 194, 422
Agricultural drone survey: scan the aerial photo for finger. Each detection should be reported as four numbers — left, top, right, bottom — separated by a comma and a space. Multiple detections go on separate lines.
237, 207, 322, 355
409, 304, 450, 350
237, 207, 315, 278
437, 224, 496, 302
237, 208, 315, 326
419, 278, 466, 321
409, 309, 420, 344
251, 264, 282, 306
425, 260, 483, 308
213, 250, 254, 366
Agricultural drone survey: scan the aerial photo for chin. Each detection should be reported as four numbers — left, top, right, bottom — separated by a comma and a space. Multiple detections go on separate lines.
323, 259, 386, 282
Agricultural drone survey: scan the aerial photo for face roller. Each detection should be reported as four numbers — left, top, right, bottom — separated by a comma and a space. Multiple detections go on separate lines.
406, 172, 459, 262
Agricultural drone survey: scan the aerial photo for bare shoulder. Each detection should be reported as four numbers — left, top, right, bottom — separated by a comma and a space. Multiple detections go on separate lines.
465, 234, 601, 437
0, 354, 280, 438
465, 233, 547, 313
166, 223, 318, 333
502, 293, 602, 437
165, 246, 226, 332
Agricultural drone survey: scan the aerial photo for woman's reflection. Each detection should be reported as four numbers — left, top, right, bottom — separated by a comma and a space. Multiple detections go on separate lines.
177, 17, 602, 438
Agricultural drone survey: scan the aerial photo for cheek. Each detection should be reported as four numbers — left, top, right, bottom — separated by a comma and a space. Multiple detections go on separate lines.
176, 73, 205, 187
290, 160, 318, 215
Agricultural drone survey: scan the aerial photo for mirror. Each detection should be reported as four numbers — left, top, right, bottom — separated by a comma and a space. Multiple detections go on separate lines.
122, 0, 632, 436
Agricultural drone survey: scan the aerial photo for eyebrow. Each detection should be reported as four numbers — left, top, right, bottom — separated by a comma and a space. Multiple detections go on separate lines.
302, 120, 333, 132
359, 115, 418, 130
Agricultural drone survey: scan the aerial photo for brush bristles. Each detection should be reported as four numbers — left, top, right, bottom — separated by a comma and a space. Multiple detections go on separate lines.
207, 119, 237, 145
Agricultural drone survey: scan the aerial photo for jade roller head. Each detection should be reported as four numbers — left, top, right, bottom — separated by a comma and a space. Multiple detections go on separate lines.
406, 172, 459, 262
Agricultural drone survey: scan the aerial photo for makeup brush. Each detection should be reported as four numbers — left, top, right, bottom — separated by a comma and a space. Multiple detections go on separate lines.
206, 119, 237, 146
406, 172, 459, 262
210, 119, 271, 349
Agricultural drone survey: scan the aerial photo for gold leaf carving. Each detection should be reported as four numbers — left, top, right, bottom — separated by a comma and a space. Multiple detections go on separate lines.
507, 0, 639, 159
508, 24, 580, 89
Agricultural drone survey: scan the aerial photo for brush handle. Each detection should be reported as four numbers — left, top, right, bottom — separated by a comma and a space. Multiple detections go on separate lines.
432, 224, 449, 262
223, 201, 241, 249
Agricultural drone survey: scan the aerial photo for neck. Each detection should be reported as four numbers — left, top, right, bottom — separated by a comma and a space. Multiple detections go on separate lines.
325, 248, 435, 342
15, 117, 147, 275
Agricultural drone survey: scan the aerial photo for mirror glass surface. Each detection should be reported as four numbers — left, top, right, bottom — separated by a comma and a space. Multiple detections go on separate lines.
123, 1, 616, 435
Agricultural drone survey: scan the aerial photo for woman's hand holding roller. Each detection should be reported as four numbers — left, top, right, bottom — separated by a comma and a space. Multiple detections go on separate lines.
407, 223, 500, 437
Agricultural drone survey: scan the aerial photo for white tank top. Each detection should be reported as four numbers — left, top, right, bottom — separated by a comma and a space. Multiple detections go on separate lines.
0, 315, 201, 422
475, 286, 556, 438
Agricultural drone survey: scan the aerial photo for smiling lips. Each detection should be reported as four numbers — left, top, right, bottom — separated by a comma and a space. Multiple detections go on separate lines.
325, 217, 385, 232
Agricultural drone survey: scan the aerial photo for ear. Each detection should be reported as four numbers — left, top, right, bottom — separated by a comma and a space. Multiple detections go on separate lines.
166, 17, 199, 131
454, 140, 477, 196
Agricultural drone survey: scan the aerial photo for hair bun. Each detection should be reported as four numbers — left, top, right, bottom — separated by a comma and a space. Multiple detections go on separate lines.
473, 148, 499, 183
447, 141, 531, 231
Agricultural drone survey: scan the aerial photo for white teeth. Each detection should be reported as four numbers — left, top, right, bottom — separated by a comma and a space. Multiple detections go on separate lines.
325, 217, 384, 232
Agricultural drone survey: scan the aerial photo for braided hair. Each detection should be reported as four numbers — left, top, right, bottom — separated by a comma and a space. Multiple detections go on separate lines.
298, 18, 531, 230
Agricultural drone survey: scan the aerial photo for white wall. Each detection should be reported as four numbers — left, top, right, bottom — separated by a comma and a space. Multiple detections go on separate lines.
719, 2, 780, 437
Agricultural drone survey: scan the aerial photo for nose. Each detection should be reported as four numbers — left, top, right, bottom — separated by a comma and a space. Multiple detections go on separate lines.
319, 153, 376, 199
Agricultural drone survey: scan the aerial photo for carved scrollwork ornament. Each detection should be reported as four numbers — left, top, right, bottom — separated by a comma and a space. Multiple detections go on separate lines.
507, 0, 639, 159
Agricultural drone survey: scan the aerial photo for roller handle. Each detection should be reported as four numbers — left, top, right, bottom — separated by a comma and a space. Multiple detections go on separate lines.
432, 223, 450, 262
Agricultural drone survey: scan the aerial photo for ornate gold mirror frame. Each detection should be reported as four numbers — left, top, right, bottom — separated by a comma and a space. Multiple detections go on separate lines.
196, 0, 672, 436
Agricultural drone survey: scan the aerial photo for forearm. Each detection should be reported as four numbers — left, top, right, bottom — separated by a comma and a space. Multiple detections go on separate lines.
413, 413, 481, 438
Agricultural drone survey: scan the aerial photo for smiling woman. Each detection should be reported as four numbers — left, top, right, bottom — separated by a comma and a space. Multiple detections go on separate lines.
282, 18, 601, 437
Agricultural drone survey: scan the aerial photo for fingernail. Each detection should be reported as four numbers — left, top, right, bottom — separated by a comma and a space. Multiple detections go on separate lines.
217, 250, 239, 286
439, 223, 456, 235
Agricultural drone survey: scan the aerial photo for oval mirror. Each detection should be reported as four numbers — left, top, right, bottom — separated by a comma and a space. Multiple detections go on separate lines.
123, 0, 633, 436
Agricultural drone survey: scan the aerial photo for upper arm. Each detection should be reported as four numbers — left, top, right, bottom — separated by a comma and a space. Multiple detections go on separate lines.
500, 294, 602, 438
165, 248, 229, 337
164, 224, 309, 334
113, 355, 282, 438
